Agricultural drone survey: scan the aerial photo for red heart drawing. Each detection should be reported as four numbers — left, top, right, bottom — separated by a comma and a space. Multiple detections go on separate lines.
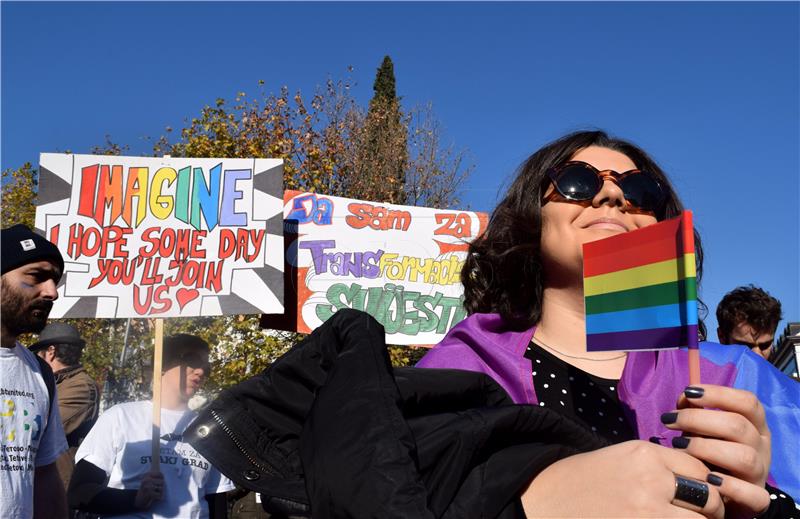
176, 288, 199, 311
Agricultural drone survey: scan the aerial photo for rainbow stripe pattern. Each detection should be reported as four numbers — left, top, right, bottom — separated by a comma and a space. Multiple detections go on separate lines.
583, 211, 698, 352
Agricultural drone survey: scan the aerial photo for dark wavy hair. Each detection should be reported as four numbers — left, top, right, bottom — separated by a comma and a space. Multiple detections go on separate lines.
462, 130, 707, 337
52, 342, 84, 367
716, 285, 782, 338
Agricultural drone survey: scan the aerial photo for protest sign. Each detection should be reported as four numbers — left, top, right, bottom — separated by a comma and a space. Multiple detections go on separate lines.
262, 190, 488, 345
34, 153, 285, 318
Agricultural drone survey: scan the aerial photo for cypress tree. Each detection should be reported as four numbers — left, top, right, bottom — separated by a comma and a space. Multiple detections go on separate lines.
373, 56, 397, 103
356, 56, 408, 204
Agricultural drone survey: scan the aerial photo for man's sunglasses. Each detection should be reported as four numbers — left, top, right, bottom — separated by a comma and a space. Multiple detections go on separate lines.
179, 352, 211, 376
738, 339, 773, 352
543, 161, 666, 216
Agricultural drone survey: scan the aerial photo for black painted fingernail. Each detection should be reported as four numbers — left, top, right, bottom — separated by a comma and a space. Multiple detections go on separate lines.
660, 412, 678, 424
684, 386, 705, 399
649, 436, 663, 445
706, 474, 723, 486
672, 436, 690, 449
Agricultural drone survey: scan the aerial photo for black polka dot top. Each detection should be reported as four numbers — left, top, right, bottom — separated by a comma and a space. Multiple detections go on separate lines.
524, 340, 635, 443
525, 340, 799, 517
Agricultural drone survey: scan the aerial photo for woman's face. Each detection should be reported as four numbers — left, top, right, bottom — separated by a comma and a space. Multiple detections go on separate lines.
540, 146, 658, 286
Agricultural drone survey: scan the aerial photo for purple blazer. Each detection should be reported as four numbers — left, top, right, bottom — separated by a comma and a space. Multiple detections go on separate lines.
417, 313, 800, 496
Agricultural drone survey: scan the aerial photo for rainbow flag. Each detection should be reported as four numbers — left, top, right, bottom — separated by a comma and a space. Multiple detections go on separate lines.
583, 211, 698, 352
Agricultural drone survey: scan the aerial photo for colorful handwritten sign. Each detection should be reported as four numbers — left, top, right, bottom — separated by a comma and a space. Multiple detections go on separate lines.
583, 211, 698, 351
34, 154, 285, 318
262, 191, 488, 345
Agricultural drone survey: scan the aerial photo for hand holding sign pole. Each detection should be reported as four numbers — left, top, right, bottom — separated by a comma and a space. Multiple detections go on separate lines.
583, 211, 700, 384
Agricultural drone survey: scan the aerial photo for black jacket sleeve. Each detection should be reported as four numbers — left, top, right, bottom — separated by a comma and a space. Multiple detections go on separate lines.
67, 459, 138, 514
185, 309, 607, 519
757, 483, 797, 519
206, 491, 228, 519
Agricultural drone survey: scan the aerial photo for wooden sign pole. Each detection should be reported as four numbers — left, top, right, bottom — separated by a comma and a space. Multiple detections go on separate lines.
151, 318, 164, 471
151, 155, 171, 472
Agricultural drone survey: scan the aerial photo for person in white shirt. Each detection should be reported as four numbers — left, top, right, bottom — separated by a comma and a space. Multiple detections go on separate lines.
69, 334, 235, 518
1, 224, 69, 519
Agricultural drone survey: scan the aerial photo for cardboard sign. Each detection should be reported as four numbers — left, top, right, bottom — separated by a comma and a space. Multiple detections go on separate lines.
34, 154, 285, 318
262, 190, 488, 345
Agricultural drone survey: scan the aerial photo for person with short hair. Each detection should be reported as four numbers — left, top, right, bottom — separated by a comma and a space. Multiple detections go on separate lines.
1, 224, 69, 519
31, 322, 100, 488
68, 334, 234, 518
717, 285, 782, 360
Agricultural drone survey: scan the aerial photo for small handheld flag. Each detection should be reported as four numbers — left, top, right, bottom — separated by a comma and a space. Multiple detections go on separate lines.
583, 211, 699, 374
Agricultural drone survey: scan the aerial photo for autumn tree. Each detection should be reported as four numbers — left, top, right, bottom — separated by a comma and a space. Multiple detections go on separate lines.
2, 147, 155, 404
405, 103, 472, 209
1, 163, 37, 228
2, 62, 472, 393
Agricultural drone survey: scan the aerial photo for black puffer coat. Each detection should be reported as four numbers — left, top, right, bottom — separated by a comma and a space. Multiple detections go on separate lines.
185, 309, 607, 518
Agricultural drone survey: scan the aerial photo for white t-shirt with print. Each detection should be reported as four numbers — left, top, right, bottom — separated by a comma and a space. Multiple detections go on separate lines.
0, 342, 68, 519
75, 401, 235, 519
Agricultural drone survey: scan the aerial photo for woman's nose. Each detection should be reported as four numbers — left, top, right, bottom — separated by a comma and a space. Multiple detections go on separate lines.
591, 176, 626, 210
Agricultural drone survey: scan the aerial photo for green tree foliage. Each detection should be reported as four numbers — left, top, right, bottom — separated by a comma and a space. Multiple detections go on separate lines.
373, 56, 398, 101
1, 163, 37, 228
2, 149, 153, 404
2, 60, 470, 398
347, 56, 408, 205
66, 318, 152, 404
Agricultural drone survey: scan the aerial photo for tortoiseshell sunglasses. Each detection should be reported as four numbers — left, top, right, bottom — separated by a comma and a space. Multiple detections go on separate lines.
543, 160, 666, 216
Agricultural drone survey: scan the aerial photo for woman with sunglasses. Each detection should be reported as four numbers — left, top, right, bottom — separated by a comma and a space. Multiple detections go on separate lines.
418, 130, 799, 518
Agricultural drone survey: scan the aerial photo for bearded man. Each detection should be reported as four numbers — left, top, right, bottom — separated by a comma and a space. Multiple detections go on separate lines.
1, 224, 68, 519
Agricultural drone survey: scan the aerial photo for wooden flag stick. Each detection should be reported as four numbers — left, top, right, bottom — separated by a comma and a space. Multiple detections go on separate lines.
688, 347, 701, 386
682, 211, 701, 386
151, 318, 164, 471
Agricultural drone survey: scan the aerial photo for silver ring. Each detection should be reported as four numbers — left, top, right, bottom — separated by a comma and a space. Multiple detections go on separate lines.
673, 475, 709, 508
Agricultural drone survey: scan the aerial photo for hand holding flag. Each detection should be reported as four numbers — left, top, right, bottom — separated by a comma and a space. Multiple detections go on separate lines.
583, 211, 700, 383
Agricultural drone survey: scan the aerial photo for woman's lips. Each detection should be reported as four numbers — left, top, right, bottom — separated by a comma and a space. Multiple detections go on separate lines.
583, 218, 629, 232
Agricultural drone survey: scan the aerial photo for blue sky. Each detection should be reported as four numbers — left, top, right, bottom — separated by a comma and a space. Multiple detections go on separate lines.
3, 1, 798, 341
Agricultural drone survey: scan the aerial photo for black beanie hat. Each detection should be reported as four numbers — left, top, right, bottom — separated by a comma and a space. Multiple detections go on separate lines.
1, 224, 64, 277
